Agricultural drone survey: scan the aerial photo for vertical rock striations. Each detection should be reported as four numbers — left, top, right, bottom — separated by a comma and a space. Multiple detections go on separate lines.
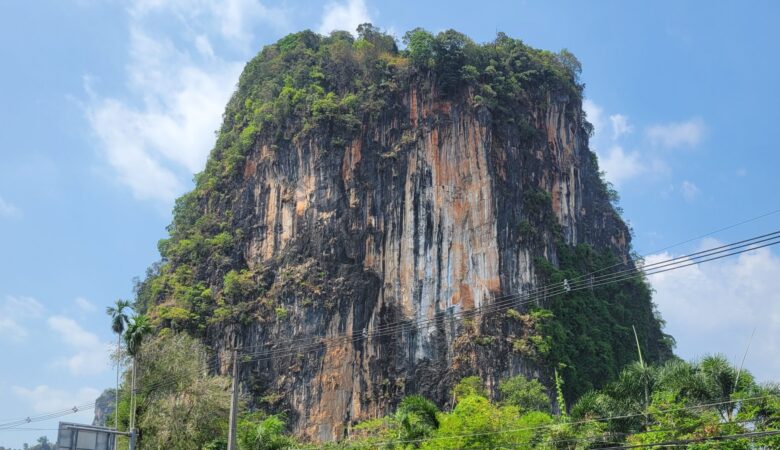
135, 27, 672, 441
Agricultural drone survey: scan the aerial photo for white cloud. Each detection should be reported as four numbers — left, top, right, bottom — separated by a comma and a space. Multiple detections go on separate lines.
647, 243, 780, 382
129, 0, 289, 42
211, 0, 289, 47
318, 0, 372, 35
86, 30, 242, 203
585, 100, 703, 187
583, 99, 605, 140
48, 316, 111, 375
195, 34, 215, 59
1, 295, 44, 317
85, 0, 290, 204
0, 195, 21, 218
609, 114, 633, 140
598, 145, 645, 186
0, 296, 44, 341
13, 385, 101, 424
0, 317, 26, 340
646, 117, 706, 149
680, 180, 700, 202
75, 297, 97, 313
585, 100, 645, 186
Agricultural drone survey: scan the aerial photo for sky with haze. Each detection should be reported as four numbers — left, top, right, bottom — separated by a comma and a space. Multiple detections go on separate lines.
1, 0, 779, 447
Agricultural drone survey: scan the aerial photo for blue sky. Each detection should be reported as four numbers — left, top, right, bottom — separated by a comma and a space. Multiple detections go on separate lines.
1, 0, 779, 446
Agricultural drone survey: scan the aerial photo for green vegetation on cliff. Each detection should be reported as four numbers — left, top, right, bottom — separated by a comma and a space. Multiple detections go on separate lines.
138, 30, 590, 282
535, 243, 675, 401
134, 23, 589, 335
129, 24, 674, 443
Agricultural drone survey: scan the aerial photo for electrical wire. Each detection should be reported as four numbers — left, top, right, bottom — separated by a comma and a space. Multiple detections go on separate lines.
538, 207, 780, 296
0, 402, 97, 430
232, 235, 780, 365
89, 233, 780, 407
3, 225, 778, 436
233, 230, 780, 357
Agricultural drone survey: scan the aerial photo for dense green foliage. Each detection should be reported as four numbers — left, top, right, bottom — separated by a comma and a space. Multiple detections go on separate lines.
111, 333, 231, 450
237, 413, 296, 450
499, 374, 551, 413
312, 357, 779, 449
535, 242, 674, 401
101, 324, 779, 449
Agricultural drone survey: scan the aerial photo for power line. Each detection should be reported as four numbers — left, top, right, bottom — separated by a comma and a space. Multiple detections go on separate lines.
231, 234, 780, 365
3, 223, 778, 437
0, 352, 234, 432
234, 230, 780, 358
548, 207, 780, 293
5, 231, 769, 431
0, 402, 96, 431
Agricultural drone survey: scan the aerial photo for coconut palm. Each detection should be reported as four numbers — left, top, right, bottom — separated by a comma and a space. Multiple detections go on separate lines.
106, 299, 132, 429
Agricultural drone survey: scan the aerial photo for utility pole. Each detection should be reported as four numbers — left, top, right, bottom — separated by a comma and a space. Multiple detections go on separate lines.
129, 358, 137, 450
227, 349, 239, 450
633, 325, 650, 428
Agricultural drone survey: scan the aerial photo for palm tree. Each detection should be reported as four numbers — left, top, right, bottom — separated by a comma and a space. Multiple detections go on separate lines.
657, 356, 756, 421
124, 315, 151, 357
124, 314, 151, 432
699, 355, 754, 421
106, 299, 132, 430
394, 395, 440, 442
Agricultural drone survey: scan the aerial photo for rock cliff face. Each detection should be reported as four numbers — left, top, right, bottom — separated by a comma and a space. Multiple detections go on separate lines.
137, 28, 671, 441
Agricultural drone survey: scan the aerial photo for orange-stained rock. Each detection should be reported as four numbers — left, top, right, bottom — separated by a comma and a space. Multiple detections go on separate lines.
204, 85, 637, 443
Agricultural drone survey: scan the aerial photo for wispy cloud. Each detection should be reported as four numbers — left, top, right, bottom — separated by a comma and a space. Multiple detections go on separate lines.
583, 99, 604, 134
318, 0, 372, 35
647, 242, 780, 381
585, 100, 705, 187
48, 316, 111, 375
129, 0, 289, 49
0, 296, 44, 341
210, 0, 290, 47
0, 195, 21, 219
75, 297, 97, 313
598, 145, 645, 186
85, 0, 289, 204
680, 180, 700, 202
585, 100, 649, 186
646, 117, 706, 149
609, 114, 633, 140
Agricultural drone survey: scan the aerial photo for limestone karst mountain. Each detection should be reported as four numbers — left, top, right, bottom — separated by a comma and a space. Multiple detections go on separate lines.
132, 26, 673, 441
